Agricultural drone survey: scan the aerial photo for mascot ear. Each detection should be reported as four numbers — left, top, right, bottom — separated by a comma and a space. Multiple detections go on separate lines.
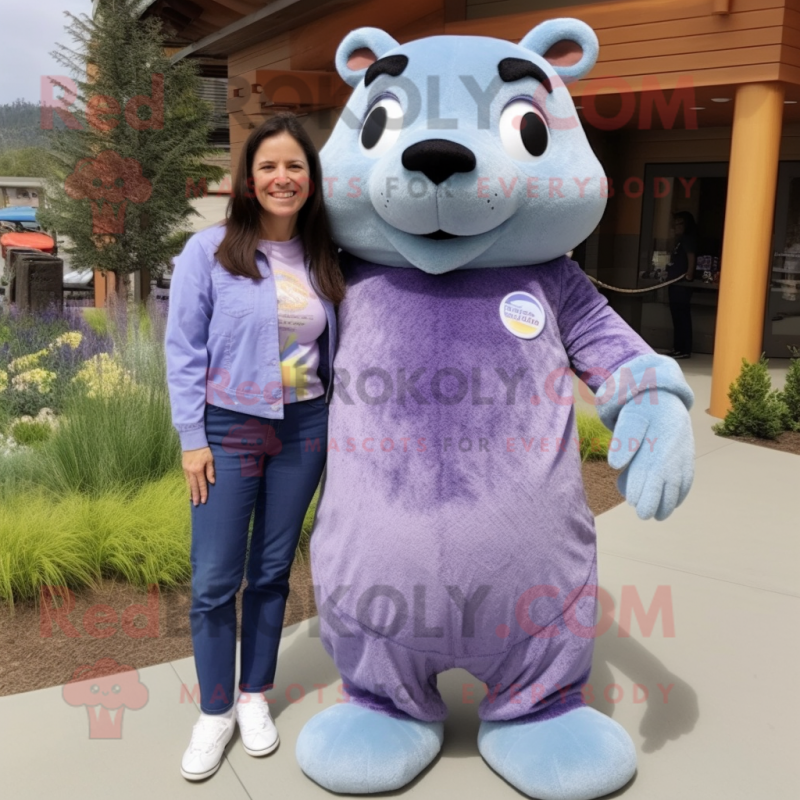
335, 27, 401, 87
518, 18, 599, 84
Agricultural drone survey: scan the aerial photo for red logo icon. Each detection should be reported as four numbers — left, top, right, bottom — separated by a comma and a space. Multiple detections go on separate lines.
64, 150, 152, 236
62, 658, 149, 739
222, 418, 283, 476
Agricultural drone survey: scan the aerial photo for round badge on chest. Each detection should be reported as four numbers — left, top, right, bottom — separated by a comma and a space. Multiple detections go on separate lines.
499, 292, 546, 340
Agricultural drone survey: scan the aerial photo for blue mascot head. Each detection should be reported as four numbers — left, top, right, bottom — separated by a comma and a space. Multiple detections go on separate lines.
320, 19, 606, 273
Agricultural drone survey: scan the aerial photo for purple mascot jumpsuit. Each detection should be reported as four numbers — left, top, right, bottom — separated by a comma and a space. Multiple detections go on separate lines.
310, 253, 654, 724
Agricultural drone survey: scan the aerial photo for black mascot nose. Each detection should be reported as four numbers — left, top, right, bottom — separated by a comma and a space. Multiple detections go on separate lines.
401, 140, 476, 185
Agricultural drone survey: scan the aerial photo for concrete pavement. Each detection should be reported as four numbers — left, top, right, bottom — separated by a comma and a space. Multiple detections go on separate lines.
2, 355, 798, 799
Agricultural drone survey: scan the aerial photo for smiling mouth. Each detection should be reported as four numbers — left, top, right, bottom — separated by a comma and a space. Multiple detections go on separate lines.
270, 191, 296, 198
422, 230, 459, 240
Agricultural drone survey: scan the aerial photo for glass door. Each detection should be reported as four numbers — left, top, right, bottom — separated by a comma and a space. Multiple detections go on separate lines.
638, 163, 728, 354
764, 162, 800, 359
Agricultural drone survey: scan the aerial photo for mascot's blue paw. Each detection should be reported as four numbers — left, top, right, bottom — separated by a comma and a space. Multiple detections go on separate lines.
596, 353, 695, 521
295, 703, 444, 793
478, 707, 637, 800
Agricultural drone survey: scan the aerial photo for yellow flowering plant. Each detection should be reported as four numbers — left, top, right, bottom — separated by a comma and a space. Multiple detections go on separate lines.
72, 353, 135, 399
11, 368, 58, 395
50, 331, 83, 351
7, 349, 50, 374
0, 312, 114, 420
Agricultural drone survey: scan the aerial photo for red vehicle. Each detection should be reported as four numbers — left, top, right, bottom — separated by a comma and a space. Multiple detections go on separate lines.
0, 231, 56, 259
0, 207, 57, 303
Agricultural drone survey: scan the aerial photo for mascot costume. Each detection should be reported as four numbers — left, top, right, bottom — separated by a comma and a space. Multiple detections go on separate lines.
295, 19, 695, 800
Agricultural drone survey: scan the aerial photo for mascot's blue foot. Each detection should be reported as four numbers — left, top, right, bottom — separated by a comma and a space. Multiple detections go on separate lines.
296, 703, 444, 793
478, 707, 636, 800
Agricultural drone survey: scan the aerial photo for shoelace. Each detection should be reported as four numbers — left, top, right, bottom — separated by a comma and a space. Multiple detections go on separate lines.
236, 698, 273, 734
189, 716, 232, 754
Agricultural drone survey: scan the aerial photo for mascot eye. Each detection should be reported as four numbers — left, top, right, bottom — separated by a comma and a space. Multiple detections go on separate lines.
360, 97, 403, 156
499, 100, 549, 161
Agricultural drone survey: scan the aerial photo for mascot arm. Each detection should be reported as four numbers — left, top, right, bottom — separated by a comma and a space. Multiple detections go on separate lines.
558, 259, 696, 521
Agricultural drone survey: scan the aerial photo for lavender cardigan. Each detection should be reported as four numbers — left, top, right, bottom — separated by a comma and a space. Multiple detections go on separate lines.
164, 223, 337, 451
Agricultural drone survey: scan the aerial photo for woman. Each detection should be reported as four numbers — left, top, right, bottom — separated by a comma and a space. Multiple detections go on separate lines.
666, 210, 697, 359
165, 113, 344, 781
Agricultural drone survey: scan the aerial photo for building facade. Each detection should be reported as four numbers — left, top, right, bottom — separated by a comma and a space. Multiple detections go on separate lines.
143, 0, 800, 416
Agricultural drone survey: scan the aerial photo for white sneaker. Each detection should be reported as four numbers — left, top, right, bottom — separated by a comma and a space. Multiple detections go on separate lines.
180, 712, 236, 781
236, 692, 280, 756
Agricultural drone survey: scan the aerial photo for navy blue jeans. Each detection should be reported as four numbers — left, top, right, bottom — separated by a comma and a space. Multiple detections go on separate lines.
189, 396, 328, 713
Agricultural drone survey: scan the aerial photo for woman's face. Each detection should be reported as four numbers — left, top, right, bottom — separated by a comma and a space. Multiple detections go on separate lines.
251, 132, 310, 227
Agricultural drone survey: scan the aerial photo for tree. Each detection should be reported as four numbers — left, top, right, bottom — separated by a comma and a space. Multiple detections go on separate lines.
37, 0, 225, 303
781, 346, 800, 432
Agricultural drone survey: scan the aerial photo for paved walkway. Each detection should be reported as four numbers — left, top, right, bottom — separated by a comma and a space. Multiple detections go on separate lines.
2, 355, 798, 799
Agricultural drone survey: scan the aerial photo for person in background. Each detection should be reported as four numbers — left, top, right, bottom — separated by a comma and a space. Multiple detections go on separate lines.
666, 211, 697, 359
165, 112, 344, 781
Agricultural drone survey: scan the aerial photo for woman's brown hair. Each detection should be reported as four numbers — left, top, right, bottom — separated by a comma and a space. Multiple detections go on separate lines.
216, 112, 345, 305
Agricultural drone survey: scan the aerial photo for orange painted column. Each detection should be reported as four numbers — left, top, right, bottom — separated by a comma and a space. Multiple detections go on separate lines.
93, 270, 106, 308
93, 269, 117, 308
710, 82, 784, 418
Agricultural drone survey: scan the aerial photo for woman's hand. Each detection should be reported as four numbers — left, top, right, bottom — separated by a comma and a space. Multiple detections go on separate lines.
686, 251, 697, 282
183, 446, 216, 506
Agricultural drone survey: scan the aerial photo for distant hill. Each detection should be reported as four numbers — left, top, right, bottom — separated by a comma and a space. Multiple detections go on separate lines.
0, 100, 68, 152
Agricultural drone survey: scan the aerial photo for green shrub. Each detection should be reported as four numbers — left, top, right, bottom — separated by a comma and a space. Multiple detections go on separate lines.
39, 381, 181, 497
781, 349, 800, 432
0, 403, 12, 436
33, 300, 180, 497
87, 473, 191, 590
0, 489, 98, 606
0, 472, 191, 606
81, 308, 111, 337
0, 466, 317, 605
0, 445, 41, 503
10, 420, 53, 447
0, 298, 316, 599
576, 409, 612, 462
713, 355, 788, 439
